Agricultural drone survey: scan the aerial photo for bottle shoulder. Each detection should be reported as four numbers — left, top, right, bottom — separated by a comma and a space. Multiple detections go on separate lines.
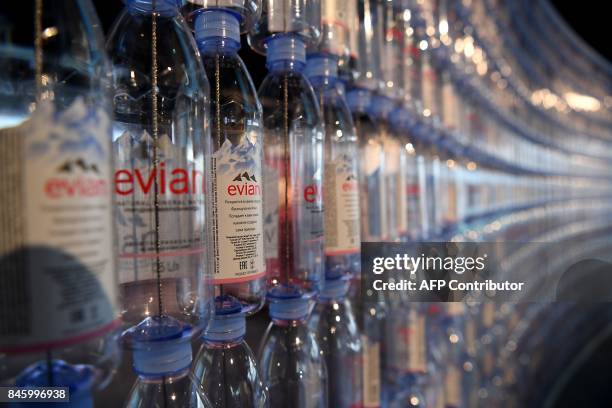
258, 72, 321, 124
202, 53, 261, 114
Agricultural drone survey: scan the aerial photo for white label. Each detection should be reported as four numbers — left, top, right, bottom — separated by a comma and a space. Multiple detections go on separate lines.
407, 309, 427, 373
482, 303, 495, 328
114, 131, 205, 284
0, 99, 117, 351
362, 335, 381, 408
444, 365, 461, 406
211, 139, 265, 283
442, 80, 458, 130
324, 154, 360, 255
421, 56, 437, 117
447, 302, 464, 316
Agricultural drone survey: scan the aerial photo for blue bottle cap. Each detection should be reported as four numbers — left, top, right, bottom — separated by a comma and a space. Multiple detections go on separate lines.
124, 0, 180, 15
130, 316, 193, 377
195, 9, 241, 44
267, 285, 312, 321
203, 295, 247, 343
369, 94, 396, 120
15, 360, 94, 408
304, 54, 338, 80
318, 277, 350, 301
346, 88, 372, 114
266, 34, 306, 67
389, 106, 409, 131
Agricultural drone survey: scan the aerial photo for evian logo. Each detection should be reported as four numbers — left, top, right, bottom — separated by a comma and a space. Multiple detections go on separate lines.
342, 174, 358, 192
228, 172, 261, 196
304, 183, 322, 203
45, 158, 108, 198
114, 161, 205, 196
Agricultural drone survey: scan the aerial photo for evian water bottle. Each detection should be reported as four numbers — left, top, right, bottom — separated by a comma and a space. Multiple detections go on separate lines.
107, 0, 213, 406
0, 1, 120, 402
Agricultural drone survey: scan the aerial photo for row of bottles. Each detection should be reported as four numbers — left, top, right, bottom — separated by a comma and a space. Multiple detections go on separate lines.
1, 0, 610, 407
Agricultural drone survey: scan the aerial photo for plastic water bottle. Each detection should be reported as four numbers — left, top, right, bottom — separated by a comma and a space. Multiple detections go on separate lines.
305, 54, 361, 280
254, 33, 327, 406
194, 8, 266, 314
257, 285, 328, 407
347, 88, 388, 242
124, 317, 213, 408
256, 34, 325, 298
192, 296, 268, 407
0, 1, 120, 399
388, 303, 428, 408
107, 0, 213, 405
370, 94, 403, 242
354, 275, 385, 408
311, 278, 363, 408
390, 106, 423, 242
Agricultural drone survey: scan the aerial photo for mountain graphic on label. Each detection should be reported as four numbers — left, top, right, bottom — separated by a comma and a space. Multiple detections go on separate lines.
57, 158, 100, 173
232, 171, 257, 182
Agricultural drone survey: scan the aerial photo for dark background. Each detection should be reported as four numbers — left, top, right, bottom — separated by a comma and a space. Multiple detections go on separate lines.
92, 0, 611, 89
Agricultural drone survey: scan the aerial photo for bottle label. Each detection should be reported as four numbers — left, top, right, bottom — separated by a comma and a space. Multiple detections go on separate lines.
447, 302, 464, 316
114, 130, 206, 284
421, 57, 437, 116
211, 138, 265, 283
362, 335, 381, 408
482, 303, 495, 328
444, 365, 462, 406
0, 99, 118, 352
324, 154, 360, 255
407, 309, 427, 373
397, 153, 409, 236
442, 80, 458, 130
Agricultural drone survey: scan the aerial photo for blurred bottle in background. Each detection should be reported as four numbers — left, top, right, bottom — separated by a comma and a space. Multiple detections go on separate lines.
0, 1, 120, 403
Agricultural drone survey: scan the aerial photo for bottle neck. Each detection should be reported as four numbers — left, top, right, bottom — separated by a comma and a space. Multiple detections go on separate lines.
195, 9, 241, 55
268, 60, 306, 74
199, 38, 241, 56
203, 338, 243, 349
272, 317, 308, 327
266, 34, 307, 74
126, 0, 178, 16
137, 367, 190, 382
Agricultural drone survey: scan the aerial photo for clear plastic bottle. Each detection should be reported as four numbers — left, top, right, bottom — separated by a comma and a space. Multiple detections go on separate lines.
305, 54, 360, 281
388, 304, 428, 408
347, 88, 388, 242
124, 317, 213, 408
192, 296, 268, 408
0, 0, 120, 397
257, 286, 328, 408
390, 106, 424, 242
257, 34, 325, 297
194, 9, 266, 314
370, 94, 403, 242
310, 278, 363, 408
106, 1, 213, 405
255, 34, 326, 405
354, 274, 385, 408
